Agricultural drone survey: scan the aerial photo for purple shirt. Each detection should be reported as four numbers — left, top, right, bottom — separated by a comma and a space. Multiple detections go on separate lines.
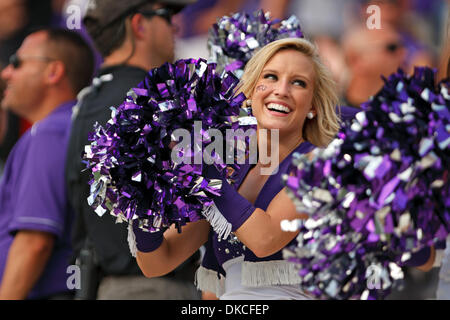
0, 101, 75, 299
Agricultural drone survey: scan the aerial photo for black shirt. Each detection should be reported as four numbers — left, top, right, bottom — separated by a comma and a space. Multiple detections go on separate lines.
66, 65, 150, 275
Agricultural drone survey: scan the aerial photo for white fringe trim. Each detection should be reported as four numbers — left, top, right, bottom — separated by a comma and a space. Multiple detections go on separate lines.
202, 204, 232, 240
127, 220, 137, 258
195, 266, 225, 297
241, 260, 302, 287
435, 249, 445, 267
435, 235, 450, 268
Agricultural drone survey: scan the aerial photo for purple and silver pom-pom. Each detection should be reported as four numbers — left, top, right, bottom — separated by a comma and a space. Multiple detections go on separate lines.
84, 58, 249, 232
208, 10, 303, 78
283, 67, 450, 299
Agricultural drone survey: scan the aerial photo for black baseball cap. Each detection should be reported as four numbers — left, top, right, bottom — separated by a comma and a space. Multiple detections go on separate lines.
84, 0, 196, 38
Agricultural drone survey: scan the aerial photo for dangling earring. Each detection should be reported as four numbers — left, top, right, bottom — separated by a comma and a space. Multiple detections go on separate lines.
246, 99, 252, 107
307, 112, 314, 119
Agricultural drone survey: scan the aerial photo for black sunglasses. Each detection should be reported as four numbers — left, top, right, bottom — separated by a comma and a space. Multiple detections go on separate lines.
137, 8, 174, 25
9, 53, 55, 69
385, 42, 402, 53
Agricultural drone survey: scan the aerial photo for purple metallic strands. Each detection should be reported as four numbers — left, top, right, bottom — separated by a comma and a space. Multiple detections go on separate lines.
208, 10, 304, 78
282, 67, 450, 299
84, 58, 248, 232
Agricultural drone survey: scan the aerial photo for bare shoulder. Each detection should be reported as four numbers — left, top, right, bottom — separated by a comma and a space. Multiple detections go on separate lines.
267, 187, 308, 220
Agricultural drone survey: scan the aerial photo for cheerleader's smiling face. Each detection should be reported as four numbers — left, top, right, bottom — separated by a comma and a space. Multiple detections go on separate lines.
251, 49, 315, 139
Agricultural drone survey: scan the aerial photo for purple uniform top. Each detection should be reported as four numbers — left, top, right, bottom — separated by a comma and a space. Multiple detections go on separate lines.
0, 101, 75, 299
200, 107, 360, 272
200, 142, 315, 276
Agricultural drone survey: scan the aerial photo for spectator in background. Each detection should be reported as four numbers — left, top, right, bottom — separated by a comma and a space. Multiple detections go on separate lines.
66, 0, 201, 300
0, 0, 55, 171
0, 28, 94, 299
0, 0, 30, 169
358, 0, 436, 73
341, 25, 406, 108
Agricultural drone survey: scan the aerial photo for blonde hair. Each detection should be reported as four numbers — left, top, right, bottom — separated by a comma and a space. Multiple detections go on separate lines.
236, 37, 340, 147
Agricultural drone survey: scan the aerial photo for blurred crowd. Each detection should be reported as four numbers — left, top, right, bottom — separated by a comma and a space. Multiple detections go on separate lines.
2, 0, 449, 172
0, 0, 448, 300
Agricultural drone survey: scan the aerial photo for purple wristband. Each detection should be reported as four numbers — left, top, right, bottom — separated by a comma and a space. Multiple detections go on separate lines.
132, 219, 165, 253
213, 177, 256, 232
400, 246, 431, 267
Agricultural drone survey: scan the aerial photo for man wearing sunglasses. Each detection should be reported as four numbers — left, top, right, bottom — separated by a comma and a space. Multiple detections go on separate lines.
0, 28, 94, 299
65, 0, 200, 300
341, 25, 407, 109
